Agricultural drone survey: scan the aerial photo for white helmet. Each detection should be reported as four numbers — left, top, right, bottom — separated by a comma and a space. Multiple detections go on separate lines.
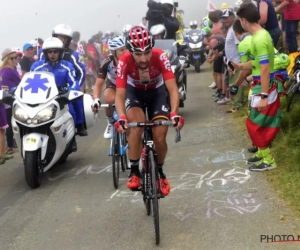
43, 37, 64, 50
161, 0, 174, 6
150, 24, 167, 39
42, 37, 64, 61
123, 24, 132, 36
52, 24, 72, 38
189, 20, 198, 29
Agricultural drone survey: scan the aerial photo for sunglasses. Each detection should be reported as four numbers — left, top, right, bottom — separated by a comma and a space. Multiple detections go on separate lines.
9, 56, 17, 60
47, 50, 59, 54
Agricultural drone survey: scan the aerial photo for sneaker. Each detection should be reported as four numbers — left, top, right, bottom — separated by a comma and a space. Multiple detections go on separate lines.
4, 154, 13, 160
104, 123, 113, 139
159, 173, 171, 196
127, 173, 141, 189
6, 147, 14, 155
248, 146, 258, 153
208, 82, 216, 88
212, 92, 220, 98
247, 156, 262, 163
217, 98, 231, 105
0, 157, 5, 165
249, 161, 277, 171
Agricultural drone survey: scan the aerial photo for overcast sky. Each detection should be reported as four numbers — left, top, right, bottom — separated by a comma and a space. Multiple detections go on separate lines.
0, 0, 236, 52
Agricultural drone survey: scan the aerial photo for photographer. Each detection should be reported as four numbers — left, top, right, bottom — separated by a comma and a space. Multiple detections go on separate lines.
146, 0, 179, 40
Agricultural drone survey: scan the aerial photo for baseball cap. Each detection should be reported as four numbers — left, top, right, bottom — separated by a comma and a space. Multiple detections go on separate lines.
222, 9, 235, 17
23, 43, 34, 51
1, 48, 15, 61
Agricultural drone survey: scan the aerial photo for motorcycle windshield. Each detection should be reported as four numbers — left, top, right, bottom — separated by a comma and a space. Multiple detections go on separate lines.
15, 72, 59, 105
154, 39, 178, 64
188, 29, 203, 43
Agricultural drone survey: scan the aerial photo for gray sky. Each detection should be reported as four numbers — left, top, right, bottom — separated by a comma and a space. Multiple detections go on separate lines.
0, 0, 236, 52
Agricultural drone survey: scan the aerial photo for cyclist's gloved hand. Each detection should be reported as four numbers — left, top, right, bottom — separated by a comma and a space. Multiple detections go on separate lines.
170, 112, 184, 130
229, 85, 239, 96
114, 115, 128, 133
92, 98, 101, 112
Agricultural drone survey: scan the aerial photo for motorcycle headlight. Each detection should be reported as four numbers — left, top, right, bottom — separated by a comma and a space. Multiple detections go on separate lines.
171, 65, 176, 73
14, 104, 57, 124
35, 104, 57, 123
14, 105, 28, 122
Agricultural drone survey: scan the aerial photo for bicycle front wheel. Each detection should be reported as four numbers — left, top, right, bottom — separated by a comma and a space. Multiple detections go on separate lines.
149, 150, 160, 245
112, 131, 120, 189
287, 82, 300, 112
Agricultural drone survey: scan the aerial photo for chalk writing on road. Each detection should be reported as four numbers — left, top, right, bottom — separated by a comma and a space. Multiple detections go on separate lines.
190, 149, 245, 167
168, 168, 250, 191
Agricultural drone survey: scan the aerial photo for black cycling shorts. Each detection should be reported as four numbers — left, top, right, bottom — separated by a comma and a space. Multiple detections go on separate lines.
213, 55, 223, 73
125, 85, 169, 121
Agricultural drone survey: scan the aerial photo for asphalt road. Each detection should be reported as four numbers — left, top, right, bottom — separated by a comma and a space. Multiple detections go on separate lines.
1, 64, 300, 250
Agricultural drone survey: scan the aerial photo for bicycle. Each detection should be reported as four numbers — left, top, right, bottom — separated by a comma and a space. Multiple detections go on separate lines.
95, 104, 129, 189
127, 120, 181, 245
285, 71, 300, 112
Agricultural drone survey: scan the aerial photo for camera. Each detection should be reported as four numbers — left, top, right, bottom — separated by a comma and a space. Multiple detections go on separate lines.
174, 2, 178, 8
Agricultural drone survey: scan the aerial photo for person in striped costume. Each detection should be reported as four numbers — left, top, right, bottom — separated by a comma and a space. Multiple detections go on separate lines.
230, 2, 282, 171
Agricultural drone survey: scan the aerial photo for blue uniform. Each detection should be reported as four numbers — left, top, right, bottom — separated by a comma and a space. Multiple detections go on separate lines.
30, 60, 79, 122
38, 48, 86, 125
38, 48, 86, 86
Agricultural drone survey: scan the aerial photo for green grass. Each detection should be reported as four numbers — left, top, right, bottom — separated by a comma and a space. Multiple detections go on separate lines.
233, 94, 300, 214
266, 97, 300, 212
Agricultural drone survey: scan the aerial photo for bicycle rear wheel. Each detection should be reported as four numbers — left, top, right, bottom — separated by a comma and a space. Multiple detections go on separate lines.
112, 131, 120, 189
149, 150, 160, 245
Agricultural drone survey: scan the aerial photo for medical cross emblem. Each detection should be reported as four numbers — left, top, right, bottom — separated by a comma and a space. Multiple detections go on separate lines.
24, 74, 49, 93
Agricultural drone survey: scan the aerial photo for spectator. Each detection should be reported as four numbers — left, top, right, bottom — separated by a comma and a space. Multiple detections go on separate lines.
140, 17, 148, 28
254, 0, 281, 47
19, 43, 34, 77
222, 9, 245, 112
12, 47, 23, 77
86, 37, 100, 95
276, 0, 300, 53
146, 0, 179, 40
0, 48, 20, 157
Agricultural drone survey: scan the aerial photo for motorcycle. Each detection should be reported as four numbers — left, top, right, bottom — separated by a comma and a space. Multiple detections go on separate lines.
0, 72, 95, 189
154, 39, 188, 108
186, 29, 206, 73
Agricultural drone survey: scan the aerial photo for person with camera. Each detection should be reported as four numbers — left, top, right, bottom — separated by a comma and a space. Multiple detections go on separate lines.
146, 0, 179, 40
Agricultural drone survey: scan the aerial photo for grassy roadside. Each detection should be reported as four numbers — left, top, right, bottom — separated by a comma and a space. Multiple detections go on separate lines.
233, 94, 300, 214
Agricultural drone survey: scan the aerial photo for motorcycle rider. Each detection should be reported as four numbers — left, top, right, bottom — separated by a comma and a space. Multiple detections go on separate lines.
31, 37, 80, 152
146, 0, 179, 40
38, 24, 87, 137
150, 24, 167, 39
189, 20, 198, 30
123, 25, 132, 37
92, 36, 127, 139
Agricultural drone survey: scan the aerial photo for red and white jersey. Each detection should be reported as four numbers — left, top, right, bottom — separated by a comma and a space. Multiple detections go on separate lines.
116, 48, 175, 90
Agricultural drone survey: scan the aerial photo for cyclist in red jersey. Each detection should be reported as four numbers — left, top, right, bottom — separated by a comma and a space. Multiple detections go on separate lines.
115, 26, 184, 195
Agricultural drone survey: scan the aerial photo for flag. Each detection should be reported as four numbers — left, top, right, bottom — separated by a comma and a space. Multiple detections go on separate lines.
207, 0, 217, 11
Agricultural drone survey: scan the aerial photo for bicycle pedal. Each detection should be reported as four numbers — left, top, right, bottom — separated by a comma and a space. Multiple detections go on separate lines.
130, 188, 142, 192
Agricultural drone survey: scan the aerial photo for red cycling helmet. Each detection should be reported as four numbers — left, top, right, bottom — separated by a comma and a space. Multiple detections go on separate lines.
126, 26, 155, 52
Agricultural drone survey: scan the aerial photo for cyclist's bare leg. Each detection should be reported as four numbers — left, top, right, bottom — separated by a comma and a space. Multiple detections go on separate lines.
103, 88, 115, 117
152, 122, 168, 165
126, 107, 145, 172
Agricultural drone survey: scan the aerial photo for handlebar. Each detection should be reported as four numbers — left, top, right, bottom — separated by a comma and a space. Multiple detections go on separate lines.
100, 104, 115, 108
127, 120, 181, 143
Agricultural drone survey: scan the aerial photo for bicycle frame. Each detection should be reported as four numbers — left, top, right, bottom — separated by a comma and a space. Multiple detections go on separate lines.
109, 111, 128, 157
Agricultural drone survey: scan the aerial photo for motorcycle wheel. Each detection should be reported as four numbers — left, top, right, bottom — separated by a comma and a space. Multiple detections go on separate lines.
24, 150, 43, 189
195, 59, 201, 73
